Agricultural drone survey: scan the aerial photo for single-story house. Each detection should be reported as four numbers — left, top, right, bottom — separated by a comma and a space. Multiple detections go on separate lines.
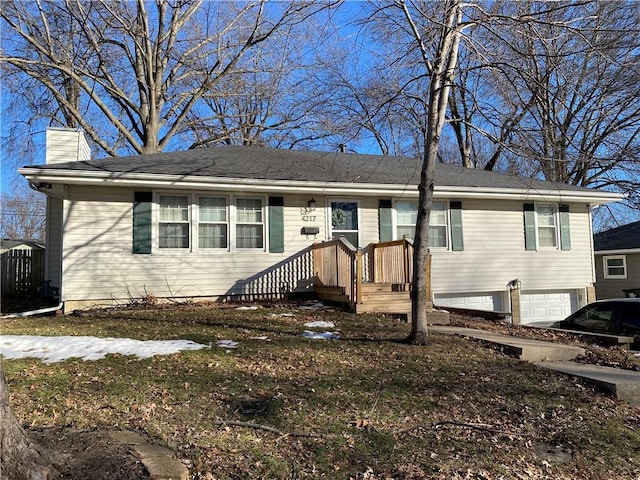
593, 221, 640, 299
19, 128, 623, 323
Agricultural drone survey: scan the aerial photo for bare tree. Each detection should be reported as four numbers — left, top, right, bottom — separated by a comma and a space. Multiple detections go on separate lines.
1, 0, 335, 159
476, 1, 640, 208
387, 0, 465, 344
334, 0, 639, 343
1, 188, 47, 241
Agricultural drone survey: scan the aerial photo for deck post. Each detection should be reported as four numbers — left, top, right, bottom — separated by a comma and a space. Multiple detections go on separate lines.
371, 244, 378, 283
403, 238, 410, 285
356, 248, 363, 304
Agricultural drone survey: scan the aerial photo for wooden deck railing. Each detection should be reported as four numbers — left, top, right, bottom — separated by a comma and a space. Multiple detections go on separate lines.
311, 237, 358, 302
369, 238, 414, 285
312, 237, 426, 307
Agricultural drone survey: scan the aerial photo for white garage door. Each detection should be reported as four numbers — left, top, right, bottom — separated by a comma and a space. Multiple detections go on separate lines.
435, 292, 504, 312
520, 290, 578, 324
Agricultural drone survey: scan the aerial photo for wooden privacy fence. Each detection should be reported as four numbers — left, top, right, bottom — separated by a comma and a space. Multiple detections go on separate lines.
1, 249, 45, 298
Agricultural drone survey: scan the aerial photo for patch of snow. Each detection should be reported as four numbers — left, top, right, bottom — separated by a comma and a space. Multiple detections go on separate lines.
235, 306, 259, 311
299, 302, 328, 311
0, 335, 209, 364
215, 339, 239, 349
301, 330, 340, 340
270, 313, 295, 317
250, 336, 271, 341
304, 321, 336, 328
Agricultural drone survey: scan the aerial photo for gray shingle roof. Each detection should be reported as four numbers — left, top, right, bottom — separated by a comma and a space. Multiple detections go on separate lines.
594, 221, 640, 251
0, 239, 45, 250
26, 144, 591, 192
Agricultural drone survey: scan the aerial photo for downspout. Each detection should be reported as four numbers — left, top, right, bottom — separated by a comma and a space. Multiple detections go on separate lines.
1, 302, 64, 319
586, 205, 597, 305
26, 185, 67, 316
1, 185, 67, 318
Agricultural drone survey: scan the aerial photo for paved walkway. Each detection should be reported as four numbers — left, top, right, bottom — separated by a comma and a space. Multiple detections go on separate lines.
430, 325, 640, 406
110, 431, 189, 480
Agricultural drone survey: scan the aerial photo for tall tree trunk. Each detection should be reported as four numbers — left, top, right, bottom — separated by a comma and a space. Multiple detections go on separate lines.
0, 365, 51, 480
404, 0, 464, 345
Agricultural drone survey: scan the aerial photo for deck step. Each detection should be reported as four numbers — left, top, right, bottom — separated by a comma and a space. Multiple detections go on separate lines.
356, 300, 411, 314
360, 283, 410, 293
315, 286, 350, 304
360, 291, 410, 302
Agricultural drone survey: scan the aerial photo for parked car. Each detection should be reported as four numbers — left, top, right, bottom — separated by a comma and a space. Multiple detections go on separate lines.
551, 299, 640, 338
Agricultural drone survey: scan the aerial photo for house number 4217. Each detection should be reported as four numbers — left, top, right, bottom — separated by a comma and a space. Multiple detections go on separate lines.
302, 215, 316, 222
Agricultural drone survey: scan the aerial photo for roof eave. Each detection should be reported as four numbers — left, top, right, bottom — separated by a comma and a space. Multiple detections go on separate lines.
595, 248, 640, 255
19, 168, 625, 204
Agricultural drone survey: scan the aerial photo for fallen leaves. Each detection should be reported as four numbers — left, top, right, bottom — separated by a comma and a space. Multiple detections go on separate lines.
3, 304, 640, 479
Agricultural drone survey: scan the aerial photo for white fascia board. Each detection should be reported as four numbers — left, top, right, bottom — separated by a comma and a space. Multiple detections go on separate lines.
595, 248, 640, 255
435, 186, 625, 204
18, 168, 625, 204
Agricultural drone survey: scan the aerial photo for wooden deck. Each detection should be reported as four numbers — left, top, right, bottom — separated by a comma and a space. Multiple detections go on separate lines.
312, 238, 447, 323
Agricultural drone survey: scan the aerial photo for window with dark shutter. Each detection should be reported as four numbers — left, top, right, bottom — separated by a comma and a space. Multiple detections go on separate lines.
450, 201, 464, 251
133, 191, 152, 254
268, 196, 284, 253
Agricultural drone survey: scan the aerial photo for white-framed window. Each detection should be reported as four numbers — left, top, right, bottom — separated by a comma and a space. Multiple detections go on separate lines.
156, 193, 265, 251
198, 196, 228, 249
603, 255, 627, 279
396, 201, 417, 240
536, 204, 558, 248
159, 195, 190, 249
524, 203, 571, 252
395, 201, 448, 248
235, 198, 264, 249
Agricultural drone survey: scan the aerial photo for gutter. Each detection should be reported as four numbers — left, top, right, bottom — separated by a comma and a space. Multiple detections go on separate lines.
18, 168, 626, 205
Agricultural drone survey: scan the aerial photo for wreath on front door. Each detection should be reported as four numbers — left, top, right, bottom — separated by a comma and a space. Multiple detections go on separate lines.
332, 208, 347, 228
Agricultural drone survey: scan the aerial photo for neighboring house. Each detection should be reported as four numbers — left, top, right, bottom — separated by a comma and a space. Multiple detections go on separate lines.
593, 221, 640, 299
19, 128, 623, 323
1, 239, 45, 298
0, 239, 45, 254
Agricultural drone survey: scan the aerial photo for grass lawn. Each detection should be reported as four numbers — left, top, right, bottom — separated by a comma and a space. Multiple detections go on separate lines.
2, 303, 640, 479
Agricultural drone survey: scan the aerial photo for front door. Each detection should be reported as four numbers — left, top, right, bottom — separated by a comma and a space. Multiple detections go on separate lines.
330, 200, 359, 247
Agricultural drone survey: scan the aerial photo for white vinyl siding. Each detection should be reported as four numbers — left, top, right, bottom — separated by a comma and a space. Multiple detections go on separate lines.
60, 188, 323, 307
45, 129, 91, 164
427, 199, 593, 296
57, 187, 593, 317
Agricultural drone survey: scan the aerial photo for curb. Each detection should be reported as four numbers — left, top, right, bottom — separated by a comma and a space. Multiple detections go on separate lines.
110, 431, 189, 480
